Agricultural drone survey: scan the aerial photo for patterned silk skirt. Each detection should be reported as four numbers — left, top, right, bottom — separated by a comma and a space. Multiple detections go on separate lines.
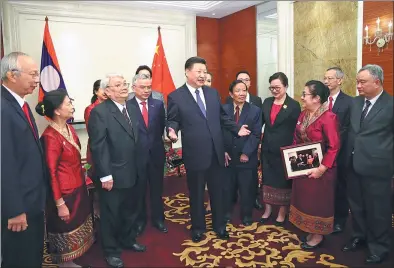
46, 185, 94, 263
261, 153, 292, 206
289, 167, 337, 235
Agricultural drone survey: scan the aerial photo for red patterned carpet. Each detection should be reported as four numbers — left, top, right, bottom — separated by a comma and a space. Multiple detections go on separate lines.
43, 174, 394, 267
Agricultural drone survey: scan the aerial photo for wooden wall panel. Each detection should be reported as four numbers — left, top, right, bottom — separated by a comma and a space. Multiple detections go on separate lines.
219, 6, 257, 99
362, 1, 393, 95
196, 17, 221, 90
196, 6, 257, 101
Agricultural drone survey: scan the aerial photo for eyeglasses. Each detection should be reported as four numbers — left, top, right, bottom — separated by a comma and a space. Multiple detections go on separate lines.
268, 86, 282, 92
238, 78, 250, 82
11, 69, 39, 78
301, 92, 313, 97
107, 82, 130, 89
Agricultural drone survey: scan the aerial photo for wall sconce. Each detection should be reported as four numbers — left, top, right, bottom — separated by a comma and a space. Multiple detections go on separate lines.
364, 17, 393, 55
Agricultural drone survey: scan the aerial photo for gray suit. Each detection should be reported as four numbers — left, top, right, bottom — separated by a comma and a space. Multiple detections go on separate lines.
345, 90, 393, 256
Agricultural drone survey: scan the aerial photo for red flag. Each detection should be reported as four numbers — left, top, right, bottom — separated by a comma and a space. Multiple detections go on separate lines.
38, 17, 68, 103
151, 26, 176, 102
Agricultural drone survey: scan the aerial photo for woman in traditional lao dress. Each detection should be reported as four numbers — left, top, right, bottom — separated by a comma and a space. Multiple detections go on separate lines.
289, 80, 340, 249
36, 90, 94, 267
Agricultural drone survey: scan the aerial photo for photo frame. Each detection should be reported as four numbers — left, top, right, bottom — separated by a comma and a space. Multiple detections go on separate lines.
280, 141, 324, 180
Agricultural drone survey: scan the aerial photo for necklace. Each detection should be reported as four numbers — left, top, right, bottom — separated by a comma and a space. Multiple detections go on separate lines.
50, 121, 70, 139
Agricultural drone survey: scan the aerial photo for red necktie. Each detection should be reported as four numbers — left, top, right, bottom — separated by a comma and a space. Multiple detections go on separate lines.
235, 106, 240, 123
141, 101, 148, 127
22, 102, 38, 139
329, 96, 333, 111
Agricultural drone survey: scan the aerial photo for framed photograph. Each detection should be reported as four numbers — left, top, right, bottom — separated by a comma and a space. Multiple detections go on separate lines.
280, 141, 324, 180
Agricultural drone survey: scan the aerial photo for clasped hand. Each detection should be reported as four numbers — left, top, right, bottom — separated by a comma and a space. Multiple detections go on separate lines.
8, 213, 28, 232
168, 127, 178, 143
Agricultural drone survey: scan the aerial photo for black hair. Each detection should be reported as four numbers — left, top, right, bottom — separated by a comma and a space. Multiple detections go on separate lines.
305, 80, 329, 104
90, 79, 101, 104
35, 90, 68, 119
135, 65, 153, 77
185, 56, 207, 70
235, 70, 251, 79
229, 80, 248, 93
269, 72, 289, 87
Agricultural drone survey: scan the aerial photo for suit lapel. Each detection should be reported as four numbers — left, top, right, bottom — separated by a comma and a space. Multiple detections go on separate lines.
362, 91, 386, 126
107, 100, 134, 139
130, 98, 148, 132
127, 103, 139, 142
2, 87, 42, 151
264, 97, 274, 127
239, 102, 249, 125
332, 91, 343, 114
148, 98, 155, 128
181, 84, 206, 119
272, 95, 291, 127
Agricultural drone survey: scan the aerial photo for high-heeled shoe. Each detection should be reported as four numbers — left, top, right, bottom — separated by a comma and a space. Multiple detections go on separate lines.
301, 237, 324, 250
274, 215, 287, 226
258, 215, 272, 225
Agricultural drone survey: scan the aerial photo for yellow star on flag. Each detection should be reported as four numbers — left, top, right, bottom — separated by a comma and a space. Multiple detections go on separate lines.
155, 45, 160, 55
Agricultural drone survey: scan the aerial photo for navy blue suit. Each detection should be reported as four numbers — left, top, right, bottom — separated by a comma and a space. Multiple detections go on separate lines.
1, 85, 47, 267
129, 97, 166, 226
222, 102, 262, 220
167, 84, 239, 233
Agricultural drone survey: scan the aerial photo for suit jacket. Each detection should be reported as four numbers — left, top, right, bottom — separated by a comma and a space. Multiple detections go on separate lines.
331, 90, 353, 165
345, 90, 394, 179
261, 95, 301, 156
1, 85, 47, 219
129, 97, 166, 168
226, 93, 263, 109
167, 84, 240, 171
222, 102, 262, 168
87, 99, 140, 188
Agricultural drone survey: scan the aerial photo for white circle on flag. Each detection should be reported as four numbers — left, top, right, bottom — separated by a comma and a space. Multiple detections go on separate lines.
40, 66, 61, 92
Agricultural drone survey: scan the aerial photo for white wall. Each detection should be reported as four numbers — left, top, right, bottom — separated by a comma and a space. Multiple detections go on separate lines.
257, 20, 278, 100
3, 0, 196, 155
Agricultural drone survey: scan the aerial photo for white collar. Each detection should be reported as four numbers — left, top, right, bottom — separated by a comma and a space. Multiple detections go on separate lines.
135, 97, 148, 105
186, 82, 202, 93
329, 90, 340, 101
366, 90, 383, 105
3, 84, 25, 107
111, 99, 127, 111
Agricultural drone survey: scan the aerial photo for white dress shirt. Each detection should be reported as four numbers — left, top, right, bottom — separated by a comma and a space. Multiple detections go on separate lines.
135, 97, 149, 113
186, 82, 206, 109
246, 92, 250, 103
363, 90, 383, 117
3, 85, 25, 107
100, 99, 131, 182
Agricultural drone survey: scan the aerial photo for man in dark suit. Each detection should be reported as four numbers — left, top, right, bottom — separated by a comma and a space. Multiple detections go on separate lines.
324, 67, 353, 234
1, 52, 47, 267
167, 57, 251, 242
129, 74, 167, 236
88, 73, 145, 268
225, 70, 264, 210
222, 80, 262, 226
342, 65, 393, 264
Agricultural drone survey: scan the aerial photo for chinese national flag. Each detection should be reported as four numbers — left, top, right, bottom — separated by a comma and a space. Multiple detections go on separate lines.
151, 27, 176, 102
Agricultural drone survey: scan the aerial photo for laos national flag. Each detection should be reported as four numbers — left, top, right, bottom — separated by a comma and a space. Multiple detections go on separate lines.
38, 17, 71, 120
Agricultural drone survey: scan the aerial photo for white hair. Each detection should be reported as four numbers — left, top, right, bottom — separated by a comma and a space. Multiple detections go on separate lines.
101, 73, 124, 88
132, 73, 150, 85
0, 51, 29, 80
